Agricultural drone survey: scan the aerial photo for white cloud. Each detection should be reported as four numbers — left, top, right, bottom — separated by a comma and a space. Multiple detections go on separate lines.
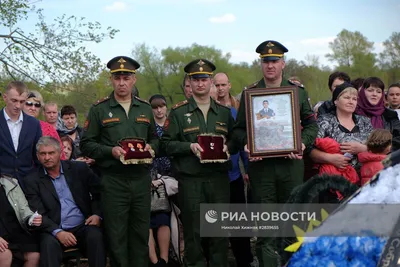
374, 42, 385, 54
209, 13, 236, 24
104, 1, 128, 12
229, 49, 256, 64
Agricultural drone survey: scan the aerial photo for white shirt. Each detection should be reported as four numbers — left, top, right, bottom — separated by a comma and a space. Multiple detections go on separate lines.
3, 109, 24, 152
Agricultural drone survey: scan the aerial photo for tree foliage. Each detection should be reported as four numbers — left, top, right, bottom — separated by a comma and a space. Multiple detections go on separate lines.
326, 29, 375, 67
1, 28, 400, 125
380, 32, 400, 69
0, 0, 118, 85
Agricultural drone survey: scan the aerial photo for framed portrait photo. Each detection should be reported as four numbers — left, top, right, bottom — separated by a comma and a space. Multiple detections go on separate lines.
244, 86, 302, 158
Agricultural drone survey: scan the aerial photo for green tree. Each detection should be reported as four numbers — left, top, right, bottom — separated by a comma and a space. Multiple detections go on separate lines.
326, 29, 375, 67
380, 32, 400, 69
0, 0, 118, 84
284, 56, 331, 104
132, 43, 234, 103
380, 32, 400, 84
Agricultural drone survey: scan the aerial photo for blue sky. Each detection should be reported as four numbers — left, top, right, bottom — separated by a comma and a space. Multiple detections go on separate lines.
19, 0, 400, 68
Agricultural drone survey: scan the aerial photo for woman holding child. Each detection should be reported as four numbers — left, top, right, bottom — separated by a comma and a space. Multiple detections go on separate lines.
310, 82, 373, 173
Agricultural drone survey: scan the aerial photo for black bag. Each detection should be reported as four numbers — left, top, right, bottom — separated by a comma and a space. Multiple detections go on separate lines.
151, 181, 171, 213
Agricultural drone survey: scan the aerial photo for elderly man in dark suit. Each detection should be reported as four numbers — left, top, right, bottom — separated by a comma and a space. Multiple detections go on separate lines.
24, 136, 106, 267
0, 81, 42, 188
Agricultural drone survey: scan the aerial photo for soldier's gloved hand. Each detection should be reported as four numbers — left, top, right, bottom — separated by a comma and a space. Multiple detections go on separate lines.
112, 146, 126, 160
190, 143, 204, 155
245, 144, 263, 162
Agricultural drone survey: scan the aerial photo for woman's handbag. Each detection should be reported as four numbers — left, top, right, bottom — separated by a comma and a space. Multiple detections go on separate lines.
151, 181, 171, 213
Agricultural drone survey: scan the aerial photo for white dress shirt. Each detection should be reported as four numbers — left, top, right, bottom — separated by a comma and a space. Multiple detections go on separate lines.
3, 109, 24, 152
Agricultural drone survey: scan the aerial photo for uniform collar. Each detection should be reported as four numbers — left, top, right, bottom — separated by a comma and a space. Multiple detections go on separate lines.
3, 109, 23, 123
257, 78, 286, 88
109, 92, 140, 107
187, 96, 219, 114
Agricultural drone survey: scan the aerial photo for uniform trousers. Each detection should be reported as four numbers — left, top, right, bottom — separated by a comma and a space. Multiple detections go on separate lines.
230, 176, 254, 267
179, 174, 230, 267
249, 158, 304, 267
101, 171, 151, 267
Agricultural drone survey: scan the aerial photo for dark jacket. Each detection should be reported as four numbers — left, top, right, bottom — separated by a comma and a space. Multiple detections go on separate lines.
382, 108, 400, 152
23, 161, 102, 234
0, 110, 42, 187
317, 100, 334, 117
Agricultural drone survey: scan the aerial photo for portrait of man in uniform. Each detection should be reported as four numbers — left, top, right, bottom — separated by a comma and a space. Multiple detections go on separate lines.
257, 99, 275, 119
251, 92, 297, 154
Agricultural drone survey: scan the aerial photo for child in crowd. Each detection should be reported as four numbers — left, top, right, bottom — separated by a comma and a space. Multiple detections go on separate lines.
358, 129, 392, 186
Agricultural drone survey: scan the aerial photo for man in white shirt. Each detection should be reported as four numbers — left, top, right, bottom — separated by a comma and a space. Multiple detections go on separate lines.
0, 81, 42, 187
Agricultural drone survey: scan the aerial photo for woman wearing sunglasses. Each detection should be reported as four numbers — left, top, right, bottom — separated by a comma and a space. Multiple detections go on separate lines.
23, 91, 66, 160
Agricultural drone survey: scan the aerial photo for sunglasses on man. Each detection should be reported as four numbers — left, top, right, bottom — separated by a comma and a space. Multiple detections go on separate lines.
25, 101, 42, 108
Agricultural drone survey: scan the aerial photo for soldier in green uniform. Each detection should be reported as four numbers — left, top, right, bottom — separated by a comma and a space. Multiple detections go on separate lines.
80, 56, 159, 267
161, 59, 235, 267
232, 41, 318, 267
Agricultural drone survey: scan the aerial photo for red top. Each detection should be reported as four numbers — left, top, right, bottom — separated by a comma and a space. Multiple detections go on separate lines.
358, 151, 386, 186
39, 120, 66, 160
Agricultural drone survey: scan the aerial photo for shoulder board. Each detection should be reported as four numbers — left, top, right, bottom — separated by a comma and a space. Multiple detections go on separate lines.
215, 100, 231, 110
93, 96, 110, 106
243, 81, 258, 90
288, 79, 305, 89
134, 96, 150, 105
172, 100, 188, 110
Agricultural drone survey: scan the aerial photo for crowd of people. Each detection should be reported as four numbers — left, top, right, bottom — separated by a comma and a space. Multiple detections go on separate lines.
0, 38, 399, 267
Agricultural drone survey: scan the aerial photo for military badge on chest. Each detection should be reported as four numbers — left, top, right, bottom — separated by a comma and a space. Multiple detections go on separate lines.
184, 113, 192, 124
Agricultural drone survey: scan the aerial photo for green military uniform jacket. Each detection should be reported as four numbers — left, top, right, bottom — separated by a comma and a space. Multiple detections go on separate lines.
161, 97, 236, 176
233, 78, 318, 151
80, 92, 159, 172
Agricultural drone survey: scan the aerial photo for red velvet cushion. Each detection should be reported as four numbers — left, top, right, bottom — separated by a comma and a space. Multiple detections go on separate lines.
197, 135, 228, 161
119, 138, 152, 160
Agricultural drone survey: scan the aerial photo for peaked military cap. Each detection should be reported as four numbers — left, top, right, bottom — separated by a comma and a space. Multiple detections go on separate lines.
107, 56, 140, 74
184, 59, 216, 78
256, 40, 288, 62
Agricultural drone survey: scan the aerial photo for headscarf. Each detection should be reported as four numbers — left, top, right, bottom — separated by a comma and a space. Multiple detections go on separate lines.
57, 115, 78, 135
355, 87, 385, 129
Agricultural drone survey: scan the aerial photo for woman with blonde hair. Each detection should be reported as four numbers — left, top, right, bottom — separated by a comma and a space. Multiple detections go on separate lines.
310, 83, 373, 177
23, 91, 66, 160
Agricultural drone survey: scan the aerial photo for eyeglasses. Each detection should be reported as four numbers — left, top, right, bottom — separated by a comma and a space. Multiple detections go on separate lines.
25, 101, 41, 108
